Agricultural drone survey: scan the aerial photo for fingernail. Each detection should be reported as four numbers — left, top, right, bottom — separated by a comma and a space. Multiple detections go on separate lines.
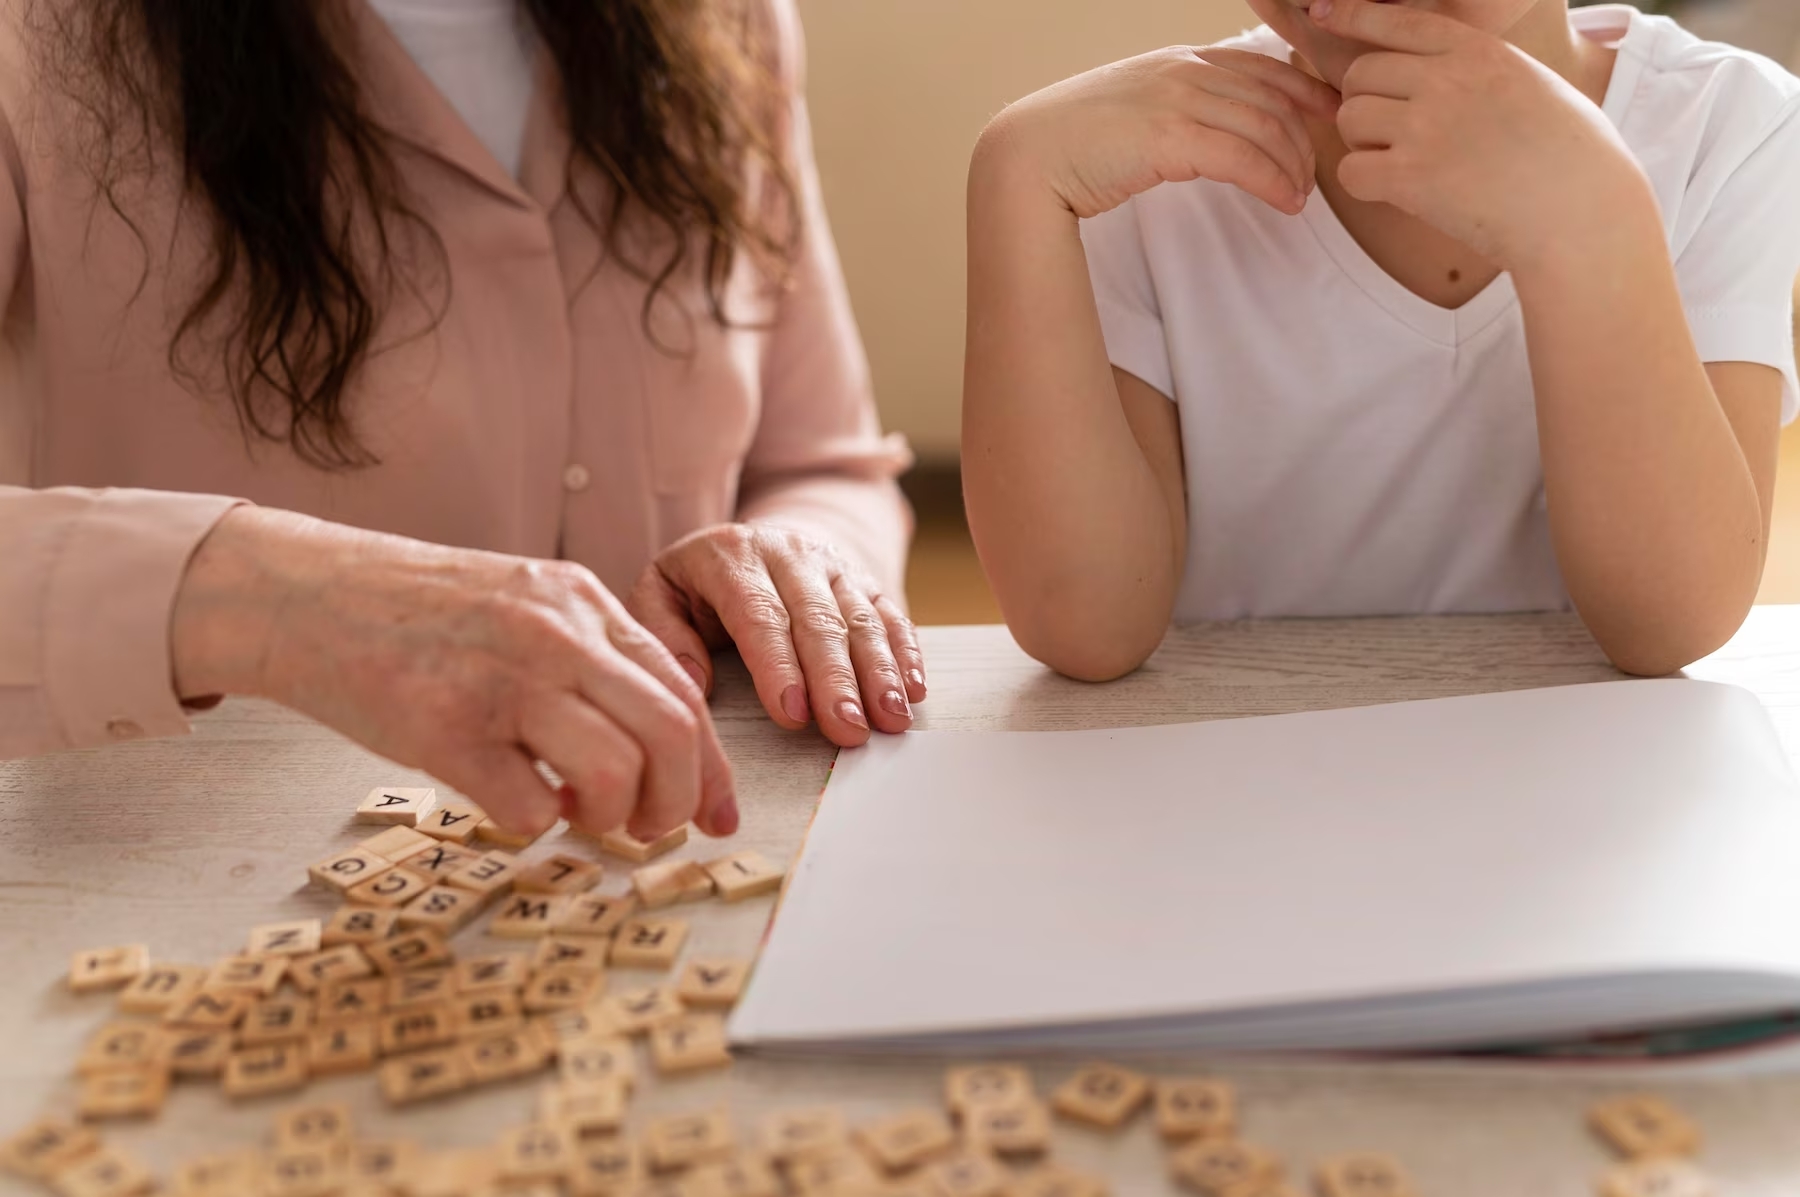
677, 654, 707, 693
1311, 0, 1333, 17
781, 684, 810, 724
907, 669, 926, 690
709, 795, 740, 837
838, 700, 869, 730
880, 689, 912, 718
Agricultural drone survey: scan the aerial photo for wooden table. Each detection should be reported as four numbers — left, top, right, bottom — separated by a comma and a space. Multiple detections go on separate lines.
6, 610, 1800, 1195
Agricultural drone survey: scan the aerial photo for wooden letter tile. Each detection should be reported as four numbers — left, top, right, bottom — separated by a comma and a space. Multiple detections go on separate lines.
1314, 1154, 1416, 1197
287, 944, 374, 994
163, 990, 250, 1031
173, 1151, 266, 1197
162, 1028, 231, 1077
0, 1117, 98, 1180
675, 959, 751, 1010
643, 1108, 734, 1172
417, 801, 486, 844
379, 1004, 456, 1055
398, 842, 481, 882
515, 853, 605, 895
787, 1147, 880, 1195
596, 824, 688, 863
1169, 1140, 1284, 1197
221, 1043, 308, 1099
46, 1145, 156, 1197
475, 816, 546, 850
367, 929, 452, 975
610, 918, 689, 969
453, 991, 526, 1038
77, 1022, 166, 1075
539, 1003, 624, 1048
263, 1145, 347, 1197
1050, 1063, 1151, 1129
77, 1068, 168, 1121
857, 1109, 955, 1173
453, 952, 531, 993
348, 1140, 420, 1188
489, 893, 572, 939
67, 946, 150, 994
965, 1099, 1052, 1159
388, 966, 457, 1007
461, 1027, 550, 1085
239, 997, 314, 1047
377, 1046, 469, 1106
540, 1078, 629, 1135
945, 1064, 1035, 1116
497, 1123, 575, 1182
524, 968, 605, 1015
1589, 1095, 1702, 1160
534, 937, 609, 976
358, 786, 438, 826
630, 859, 716, 909
1010, 1165, 1114, 1197
306, 1019, 379, 1076
204, 955, 286, 998
568, 1137, 640, 1197
558, 1036, 636, 1091
554, 892, 639, 939
648, 1014, 732, 1076
761, 1108, 847, 1163
273, 1103, 354, 1152
1598, 1160, 1715, 1197
360, 824, 436, 862
399, 884, 485, 934
701, 851, 786, 903
308, 847, 392, 893
925, 1152, 1008, 1197
447, 849, 523, 897
346, 866, 434, 909
1154, 1078, 1237, 1142
602, 985, 686, 1035
247, 919, 323, 958
692, 1157, 782, 1197
317, 976, 387, 1024
322, 904, 400, 948
115, 963, 205, 1015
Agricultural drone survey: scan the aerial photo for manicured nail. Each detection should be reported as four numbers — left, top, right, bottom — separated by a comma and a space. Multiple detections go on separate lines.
781, 684, 810, 724
838, 700, 869, 730
907, 669, 926, 691
880, 689, 912, 718
677, 654, 707, 693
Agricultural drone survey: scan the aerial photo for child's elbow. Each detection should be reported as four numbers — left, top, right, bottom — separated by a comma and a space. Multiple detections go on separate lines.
1007, 608, 1165, 683
1592, 609, 1748, 678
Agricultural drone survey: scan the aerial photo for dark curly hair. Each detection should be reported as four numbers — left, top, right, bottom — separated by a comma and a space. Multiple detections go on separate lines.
36, 0, 801, 467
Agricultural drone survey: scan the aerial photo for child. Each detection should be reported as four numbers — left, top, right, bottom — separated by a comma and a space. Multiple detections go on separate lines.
962, 0, 1800, 681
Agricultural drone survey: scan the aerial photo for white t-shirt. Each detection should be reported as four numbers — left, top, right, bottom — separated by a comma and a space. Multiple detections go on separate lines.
1080, 5, 1800, 622
368, 0, 536, 177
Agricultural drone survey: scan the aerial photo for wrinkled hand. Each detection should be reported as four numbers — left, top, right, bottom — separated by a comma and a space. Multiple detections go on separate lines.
1316, 0, 1645, 268
982, 40, 1341, 218
627, 523, 927, 747
171, 507, 737, 842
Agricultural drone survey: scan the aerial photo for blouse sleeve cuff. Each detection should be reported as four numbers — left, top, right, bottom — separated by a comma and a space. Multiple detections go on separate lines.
43, 489, 245, 748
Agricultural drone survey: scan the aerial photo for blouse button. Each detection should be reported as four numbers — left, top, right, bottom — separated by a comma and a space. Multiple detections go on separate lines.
562, 464, 592, 493
105, 719, 144, 741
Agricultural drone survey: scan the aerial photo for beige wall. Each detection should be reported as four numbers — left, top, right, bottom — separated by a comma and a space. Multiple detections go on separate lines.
797, 0, 1259, 462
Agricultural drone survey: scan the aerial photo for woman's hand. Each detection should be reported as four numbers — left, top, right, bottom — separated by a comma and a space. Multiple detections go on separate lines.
170, 507, 736, 841
1317, 0, 1648, 271
978, 42, 1341, 219
625, 523, 926, 748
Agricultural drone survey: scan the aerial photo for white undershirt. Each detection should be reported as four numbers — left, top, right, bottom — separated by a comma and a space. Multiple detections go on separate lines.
368, 0, 536, 177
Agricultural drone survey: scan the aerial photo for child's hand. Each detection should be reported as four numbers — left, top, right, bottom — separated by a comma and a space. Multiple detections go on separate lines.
978, 45, 1342, 219
1313, 0, 1647, 270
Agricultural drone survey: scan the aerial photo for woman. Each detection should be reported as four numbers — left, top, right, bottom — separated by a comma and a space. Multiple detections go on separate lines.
0, 0, 924, 844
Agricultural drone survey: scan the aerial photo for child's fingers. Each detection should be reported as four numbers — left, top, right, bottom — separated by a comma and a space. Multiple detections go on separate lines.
1196, 47, 1343, 116
1336, 94, 1409, 152
1309, 0, 1464, 56
1336, 147, 1406, 207
1341, 50, 1433, 101
1183, 91, 1312, 194
1180, 124, 1308, 215
1183, 61, 1316, 180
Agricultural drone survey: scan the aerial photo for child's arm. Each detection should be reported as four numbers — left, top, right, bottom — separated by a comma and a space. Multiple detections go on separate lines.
1317, 0, 1784, 675
963, 49, 1340, 680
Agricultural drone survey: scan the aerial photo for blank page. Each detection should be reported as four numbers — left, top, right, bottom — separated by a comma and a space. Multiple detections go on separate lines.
730, 681, 1800, 1053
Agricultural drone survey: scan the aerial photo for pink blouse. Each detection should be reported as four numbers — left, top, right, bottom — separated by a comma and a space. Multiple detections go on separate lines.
0, 0, 911, 756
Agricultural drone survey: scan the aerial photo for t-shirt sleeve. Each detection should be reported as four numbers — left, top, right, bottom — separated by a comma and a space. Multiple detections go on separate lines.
1674, 97, 1800, 424
1079, 201, 1176, 400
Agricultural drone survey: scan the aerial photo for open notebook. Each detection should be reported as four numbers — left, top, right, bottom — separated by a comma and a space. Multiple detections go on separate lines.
728, 680, 1800, 1056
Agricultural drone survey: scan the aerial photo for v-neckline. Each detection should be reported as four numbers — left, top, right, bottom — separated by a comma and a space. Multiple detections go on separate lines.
1294, 3, 1650, 348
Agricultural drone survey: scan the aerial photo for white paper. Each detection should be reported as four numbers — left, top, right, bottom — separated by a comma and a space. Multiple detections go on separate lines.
730, 680, 1800, 1054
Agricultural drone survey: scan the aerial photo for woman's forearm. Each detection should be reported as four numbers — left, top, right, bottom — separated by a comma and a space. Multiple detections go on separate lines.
962, 129, 1183, 681
1517, 195, 1769, 675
